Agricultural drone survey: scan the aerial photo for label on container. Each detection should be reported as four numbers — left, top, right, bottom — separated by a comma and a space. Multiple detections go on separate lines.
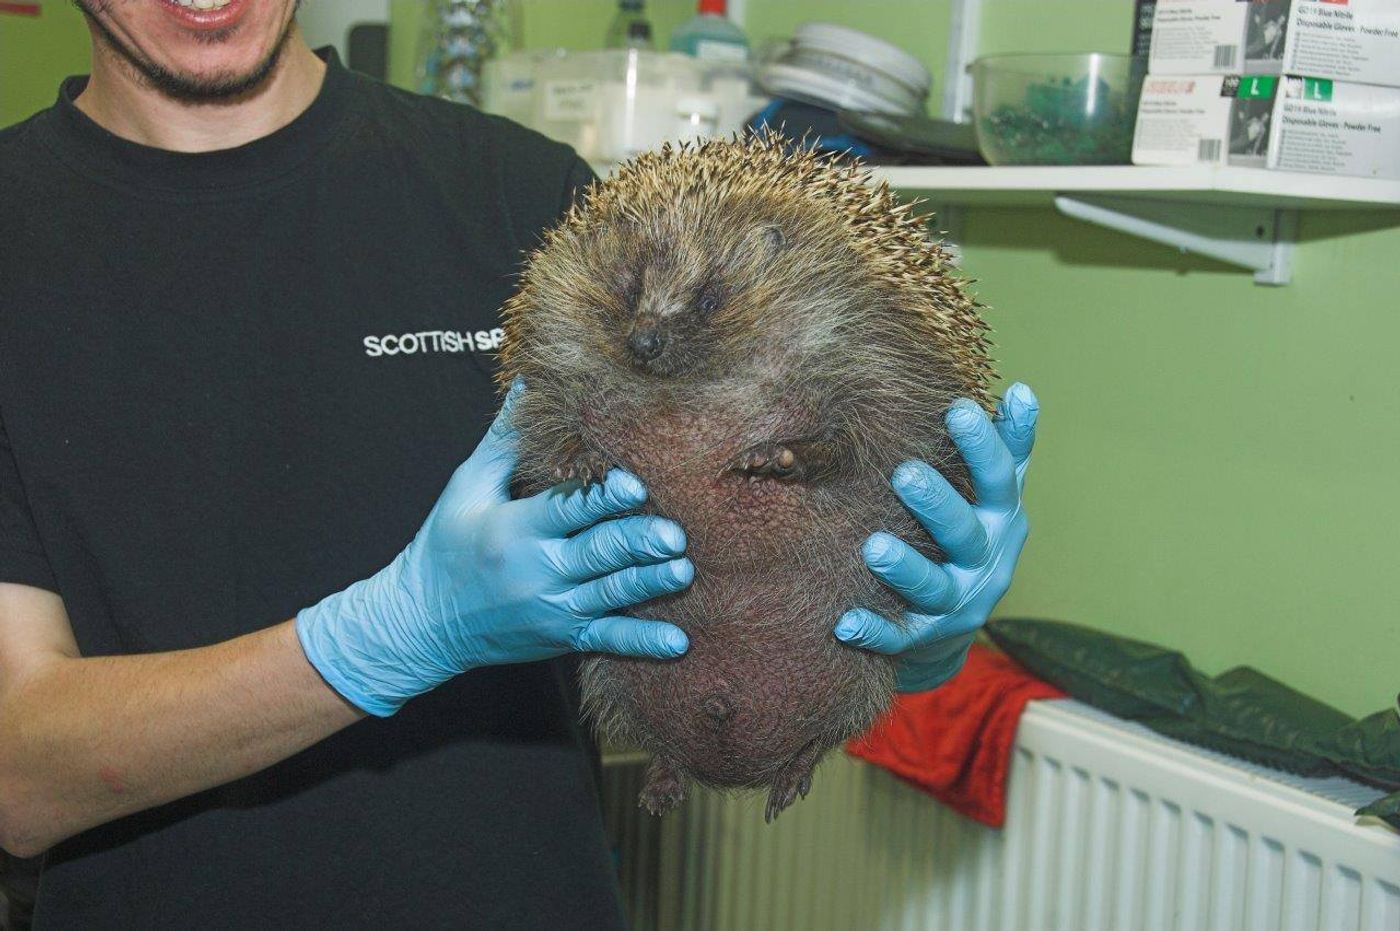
1133, 75, 1237, 165
1270, 77, 1400, 179
1284, 0, 1400, 87
542, 80, 598, 121
1151, 0, 1400, 84
1149, 0, 1250, 74
694, 39, 749, 64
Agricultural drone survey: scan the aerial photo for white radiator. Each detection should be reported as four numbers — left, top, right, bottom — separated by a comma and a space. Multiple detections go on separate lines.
602, 698, 1400, 931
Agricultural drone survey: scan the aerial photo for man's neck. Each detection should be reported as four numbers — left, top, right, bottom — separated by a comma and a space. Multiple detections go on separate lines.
74, 33, 327, 154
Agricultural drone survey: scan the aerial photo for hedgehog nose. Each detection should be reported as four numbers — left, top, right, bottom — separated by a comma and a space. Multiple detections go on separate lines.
628, 328, 664, 362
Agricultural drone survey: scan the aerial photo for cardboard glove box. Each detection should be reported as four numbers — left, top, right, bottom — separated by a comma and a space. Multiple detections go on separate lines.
1148, 0, 1400, 88
1132, 72, 1400, 179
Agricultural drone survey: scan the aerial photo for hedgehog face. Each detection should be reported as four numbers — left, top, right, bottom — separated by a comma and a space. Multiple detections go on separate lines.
504, 136, 994, 417
615, 244, 724, 378
593, 220, 784, 379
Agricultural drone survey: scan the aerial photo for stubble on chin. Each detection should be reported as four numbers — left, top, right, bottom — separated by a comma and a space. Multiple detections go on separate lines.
75, 0, 303, 102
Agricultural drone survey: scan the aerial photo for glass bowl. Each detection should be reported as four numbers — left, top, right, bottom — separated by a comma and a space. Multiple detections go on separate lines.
971, 52, 1145, 166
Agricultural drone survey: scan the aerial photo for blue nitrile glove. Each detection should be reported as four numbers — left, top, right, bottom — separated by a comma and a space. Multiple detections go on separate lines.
834, 382, 1038, 692
296, 382, 694, 717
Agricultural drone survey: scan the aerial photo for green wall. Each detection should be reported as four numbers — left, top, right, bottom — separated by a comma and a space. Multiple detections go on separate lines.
0, 1, 89, 128
976, 208, 1400, 719
6, 2, 1397, 716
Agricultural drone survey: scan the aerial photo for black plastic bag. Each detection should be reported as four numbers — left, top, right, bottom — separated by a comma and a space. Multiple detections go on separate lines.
985, 618, 1400, 803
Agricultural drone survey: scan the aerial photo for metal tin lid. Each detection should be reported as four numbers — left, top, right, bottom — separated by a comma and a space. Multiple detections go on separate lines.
756, 62, 908, 115
791, 22, 931, 98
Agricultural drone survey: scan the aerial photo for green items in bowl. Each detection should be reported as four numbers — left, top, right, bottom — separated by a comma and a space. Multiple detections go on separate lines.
972, 53, 1145, 166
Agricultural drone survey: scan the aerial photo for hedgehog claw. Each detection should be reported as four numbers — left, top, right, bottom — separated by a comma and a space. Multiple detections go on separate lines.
639, 756, 689, 816
764, 793, 789, 823
765, 740, 821, 822
554, 451, 612, 487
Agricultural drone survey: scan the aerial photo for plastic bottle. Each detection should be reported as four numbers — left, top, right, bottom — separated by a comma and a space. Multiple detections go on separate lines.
605, 0, 654, 51
668, 0, 749, 63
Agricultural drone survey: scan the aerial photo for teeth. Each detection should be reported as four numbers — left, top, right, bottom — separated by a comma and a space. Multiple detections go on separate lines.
175, 0, 232, 9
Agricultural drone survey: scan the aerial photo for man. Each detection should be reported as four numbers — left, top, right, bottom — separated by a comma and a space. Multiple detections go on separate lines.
0, 1, 1038, 926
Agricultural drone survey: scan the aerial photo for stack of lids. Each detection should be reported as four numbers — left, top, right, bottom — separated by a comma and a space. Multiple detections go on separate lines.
757, 23, 932, 116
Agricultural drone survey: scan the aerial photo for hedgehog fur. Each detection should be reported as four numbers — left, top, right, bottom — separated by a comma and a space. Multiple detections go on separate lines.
497, 132, 995, 820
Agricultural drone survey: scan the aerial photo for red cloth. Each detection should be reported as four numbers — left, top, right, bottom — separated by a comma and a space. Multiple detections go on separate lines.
846, 643, 1065, 828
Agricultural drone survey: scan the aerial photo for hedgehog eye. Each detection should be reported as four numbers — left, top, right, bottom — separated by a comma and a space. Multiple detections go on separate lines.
696, 287, 721, 315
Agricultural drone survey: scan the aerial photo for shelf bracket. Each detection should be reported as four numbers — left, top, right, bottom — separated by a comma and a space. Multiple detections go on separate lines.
1053, 194, 1298, 286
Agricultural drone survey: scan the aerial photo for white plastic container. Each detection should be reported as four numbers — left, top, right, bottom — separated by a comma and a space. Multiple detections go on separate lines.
593, 52, 707, 162
674, 94, 720, 144
757, 22, 931, 115
488, 49, 758, 162
482, 49, 563, 127
528, 50, 606, 156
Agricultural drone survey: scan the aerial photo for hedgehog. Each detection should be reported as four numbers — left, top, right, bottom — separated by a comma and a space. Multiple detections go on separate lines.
497, 132, 995, 821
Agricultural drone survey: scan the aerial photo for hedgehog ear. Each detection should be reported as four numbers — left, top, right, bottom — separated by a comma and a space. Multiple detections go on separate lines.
747, 224, 787, 257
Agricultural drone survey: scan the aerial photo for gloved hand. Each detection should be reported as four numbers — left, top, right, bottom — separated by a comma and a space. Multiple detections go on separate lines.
834, 382, 1038, 692
296, 382, 694, 717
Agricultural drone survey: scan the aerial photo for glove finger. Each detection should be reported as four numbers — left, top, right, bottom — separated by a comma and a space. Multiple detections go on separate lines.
494, 378, 525, 436
573, 616, 690, 659
832, 607, 919, 655
995, 382, 1038, 488
527, 469, 649, 536
891, 461, 989, 568
463, 379, 524, 495
946, 399, 1019, 511
862, 533, 958, 615
558, 516, 687, 581
568, 557, 695, 617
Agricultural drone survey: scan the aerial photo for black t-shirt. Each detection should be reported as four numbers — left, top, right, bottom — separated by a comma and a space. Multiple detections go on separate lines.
0, 50, 621, 929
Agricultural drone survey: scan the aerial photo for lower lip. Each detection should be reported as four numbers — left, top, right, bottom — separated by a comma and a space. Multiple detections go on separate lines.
158, 0, 249, 31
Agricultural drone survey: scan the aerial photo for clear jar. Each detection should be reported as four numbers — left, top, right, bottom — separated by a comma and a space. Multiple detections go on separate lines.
415, 0, 520, 107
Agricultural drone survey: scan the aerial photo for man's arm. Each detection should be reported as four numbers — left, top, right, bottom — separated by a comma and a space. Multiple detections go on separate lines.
0, 582, 360, 857
0, 386, 694, 857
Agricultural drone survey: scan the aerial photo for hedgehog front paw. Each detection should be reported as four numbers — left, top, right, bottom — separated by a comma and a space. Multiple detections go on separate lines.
734, 442, 801, 481
553, 450, 612, 487
639, 756, 689, 816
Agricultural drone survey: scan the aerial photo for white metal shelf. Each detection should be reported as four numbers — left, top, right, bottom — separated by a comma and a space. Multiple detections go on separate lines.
585, 160, 1399, 285
874, 165, 1400, 286
871, 165, 1400, 210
